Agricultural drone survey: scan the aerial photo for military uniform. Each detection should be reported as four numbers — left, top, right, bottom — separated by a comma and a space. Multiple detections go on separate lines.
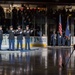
62, 31, 65, 46
57, 33, 62, 46
67, 34, 71, 46
24, 29, 33, 50
16, 29, 23, 50
51, 33, 56, 46
8, 29, 15, 50
0, 30, 3, 50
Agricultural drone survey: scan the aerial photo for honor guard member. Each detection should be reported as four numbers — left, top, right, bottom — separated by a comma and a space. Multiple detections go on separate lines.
37, 29, 42, 36
8, 26, 15, 50
24, 25, 33, 50
66, 33, 71, 46
16, 26, 23, 50
51, 31, 56, 46
0, 26, 3, 50
57, 31, 62, 46
62, 30, 65, 46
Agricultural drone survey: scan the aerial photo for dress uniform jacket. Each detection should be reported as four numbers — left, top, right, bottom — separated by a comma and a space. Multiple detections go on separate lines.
0, 30, 3, 40
8, 30, 15, 39
16, 29, 23, 40
24, 30, 31, 39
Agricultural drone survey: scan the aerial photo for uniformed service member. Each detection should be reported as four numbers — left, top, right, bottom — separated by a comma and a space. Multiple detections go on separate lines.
8, 26, 15, 50
51, 31, 56, 46
62, 30, 65, 46
16, 26, 23, 50
57, 31, 62, 46
24, 25, 33, 50
66, 34, 71, 46
0, 26, 3, 50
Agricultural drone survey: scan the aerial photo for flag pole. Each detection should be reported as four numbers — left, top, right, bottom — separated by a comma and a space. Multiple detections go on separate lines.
59, 14, 62, 36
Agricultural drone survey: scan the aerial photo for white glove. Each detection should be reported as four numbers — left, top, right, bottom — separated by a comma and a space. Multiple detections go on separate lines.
24, 30, 26, 32
59, 36, 61, 38
12, 30, 14, 32
31, 30, 33, 32
16, 30, 18, 32
27, 31, 29, 33
20, 31, 22, 34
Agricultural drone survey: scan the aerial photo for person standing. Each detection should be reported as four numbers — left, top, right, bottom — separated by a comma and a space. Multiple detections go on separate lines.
8, 26, 15, 50
37, 29, 42, 36
24, 25, 33, 50
51, 31, 57, 46
57, 31, 62, 46
16, 26, 23, 50
0, 26, 3, 50
62, 30, 65, 46
66, 34, 71, 46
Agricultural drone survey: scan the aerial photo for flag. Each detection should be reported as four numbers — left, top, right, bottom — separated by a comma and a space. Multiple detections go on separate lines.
59, 14, 62, 35
65, 17, 70, 38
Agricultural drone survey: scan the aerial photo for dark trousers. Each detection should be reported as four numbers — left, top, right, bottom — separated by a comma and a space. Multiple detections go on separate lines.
9, 39, 14, 50
58, 38, 61, 46
25, 38, 30, 50
53, 39, 56, 46
17, 40, 23, 50
67, 40, 70, 46
62, 38, 65, 46
0, 40, 2, 50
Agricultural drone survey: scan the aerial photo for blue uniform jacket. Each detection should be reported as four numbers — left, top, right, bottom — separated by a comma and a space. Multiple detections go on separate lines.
8, 30, 15, 40
0, 30, 3, 40
16, 29, 23, 40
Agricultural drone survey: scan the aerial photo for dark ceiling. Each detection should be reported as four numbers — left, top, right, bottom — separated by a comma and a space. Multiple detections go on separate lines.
0, 0, 75, 5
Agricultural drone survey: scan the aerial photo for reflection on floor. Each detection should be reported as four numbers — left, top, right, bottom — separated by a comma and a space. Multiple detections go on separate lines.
0, 47, 75, 75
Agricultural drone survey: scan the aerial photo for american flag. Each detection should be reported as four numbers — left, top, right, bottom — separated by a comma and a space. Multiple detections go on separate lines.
59, 14, 62, 35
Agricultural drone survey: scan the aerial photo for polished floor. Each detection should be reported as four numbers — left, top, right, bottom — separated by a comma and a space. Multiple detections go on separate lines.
0, 47, 75, 75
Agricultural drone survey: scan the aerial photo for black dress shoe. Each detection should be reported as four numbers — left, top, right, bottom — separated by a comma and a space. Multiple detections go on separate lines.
28, 49, 31, 50
7, 49, 9, 50
16, 49, 18, 51
11, 49, 14, 51
25, 49, 27, 50
21, 49, 23, 50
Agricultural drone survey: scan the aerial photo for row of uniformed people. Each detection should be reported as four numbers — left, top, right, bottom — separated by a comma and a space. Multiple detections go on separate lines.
0, 25, 33, 50
51, 31, 71, 46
